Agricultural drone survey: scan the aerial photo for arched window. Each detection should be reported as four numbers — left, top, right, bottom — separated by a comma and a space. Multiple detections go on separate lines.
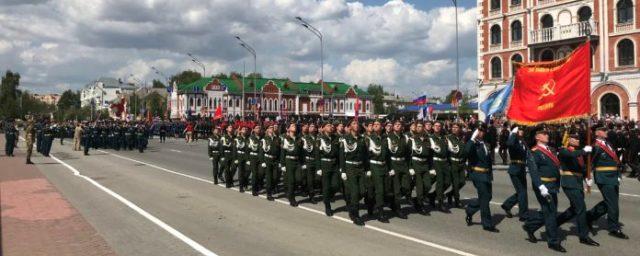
511, 21, 522, 42
491, 57, 502, 79
540, 49, 554, 61
196, 98, 201, 107
618, 39, 635, 66
511, 0, 521, 6
557, 47, 573, 59
600, 93, 621, 116
289, 99, 293, 111
490, 25, 501, 45
209, 98, 212, 108
190, 98, 194, 107
511, 54, 523, 76
541, 14, 554, 28
491, 0, 500, 10
340, 102, 344, 111
228, 99, 232, 108
578, 6, 592, 22
617, 0, 633, 24
247, 97, 252, 108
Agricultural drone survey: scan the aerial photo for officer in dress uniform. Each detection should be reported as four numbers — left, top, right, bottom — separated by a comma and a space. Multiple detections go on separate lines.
464, 125, 499, 233
339, 118, 368, 226
232, 125, 249, 193
25, 117, 35, 164
446, 122, 466, 208
82, 123, 92, 156
501, 125, 529, 221
387, 120, 410, 219
261, 122, 281, 201
365, 119, 389, 221
247, 124, 262, 196
4, 120, 17, 157
556, 133, 600, 246
208, 126, 222, 184
316, 121, 340, 216
42, 122, 54, 157
136, 124, 146, 153
301, 122, 319, 203
280, 122, 301, 207
523, 128, 565, 252
587, 126, 629, 239
428, 121, 450, 211
408, 121, 432, 215
221, 125, 235, 188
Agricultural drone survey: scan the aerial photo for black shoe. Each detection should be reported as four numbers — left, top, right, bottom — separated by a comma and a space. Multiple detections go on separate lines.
26, 160, 34, 164
395, 210, 407, 219
252, 191, 258, 196
579, 237, 600, 246
609, 230, 629, 239
586, 219, 595, 235
377, 209, 389, 223
523, 225, 537, 243
518, 216, 527, 222
289, 198, 298, 207
501, 205, 513, 218
309, 195, 316, 204
324, 203, 333, 216
483, 226, 500, 233
465, 214, 473, 226
453, 199, 462, 208
267, 195, 275, 201
214, 180, 219, 185
239, 187, 245, 193
351, 215, 364, 226
548, 244, 566, 253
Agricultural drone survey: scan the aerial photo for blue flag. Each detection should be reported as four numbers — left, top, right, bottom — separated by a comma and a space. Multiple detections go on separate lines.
480, 81, 513, 117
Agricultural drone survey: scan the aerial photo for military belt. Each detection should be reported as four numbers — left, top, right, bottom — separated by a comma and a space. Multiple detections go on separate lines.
345, 160, 362, 165
224, 150, 232, 153
370, 160, 385, 165
264, 154, 276, 159
321, 158, 336, 162
472, 166, 489, 173
237, 151, 245, 154
450, 157, 463, 162
540, 177, 557, 182
286, 155, 297, 160
433, 157, 447, 161
390, 157, 405, 161
595, 166, 618, 172
411, 156, 427, 162
510, 159, 525, 164
305, 156, 314, 161
211, 151, 219, 153
561, 171, 583, 177
249, 152, 258, 156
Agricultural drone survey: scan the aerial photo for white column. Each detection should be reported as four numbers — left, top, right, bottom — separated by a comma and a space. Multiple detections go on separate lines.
295, 95, 300, 115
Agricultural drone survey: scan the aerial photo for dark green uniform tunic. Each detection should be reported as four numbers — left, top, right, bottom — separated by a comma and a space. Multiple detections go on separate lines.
525, 144, 561, 246
387, 132, 411, 208
247, 134, 262, 194
501, 132, 529, 219
4, 125, 17, 156
207, 134, 222, 183
408, 134, 432, 203
261, 134, 281, 196
429, 133, 450, 203
301, 134, 319, 199
587, 139, 623, 232
365, 132, 388, 210
465, 139, 494, 229
446, 134, 466, 202
232, 135, 249, 190
220, 133, 234, 187
557, 146, 590, 239
316, 133, 340, 206
339, 133, 368, 214
280, 134, 302, 201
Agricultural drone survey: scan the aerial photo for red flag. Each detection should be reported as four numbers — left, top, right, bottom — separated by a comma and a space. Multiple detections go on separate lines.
506, 41, 590, 125
213, 105, 223, 120
354, 98, 361, 118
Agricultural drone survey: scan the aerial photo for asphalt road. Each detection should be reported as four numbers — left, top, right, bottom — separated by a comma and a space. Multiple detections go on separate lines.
10, 136, 640, 256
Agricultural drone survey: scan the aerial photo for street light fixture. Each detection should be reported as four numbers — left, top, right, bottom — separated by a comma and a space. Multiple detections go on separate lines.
235, 36, 257, 117
295, 16, 326, 116
187, 53, 206, 77
452, 0, 460, 118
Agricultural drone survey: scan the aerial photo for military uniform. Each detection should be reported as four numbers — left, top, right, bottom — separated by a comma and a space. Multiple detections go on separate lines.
247, 133, 262, 196
232, 134, 248, 192
4, 123, 17, 157
301, 133, 319, 202
316, 131, 339, 215
82, 125, 92, 155
136, 125, 146, 153
339, 132, 367, 225
501, 131, 529, 220
261, 132, 280, 200
365, 131, 389, 221
465, 137, 495, 230
408, 132, 432, 214
387, 132, 410, 218
429, 132, 450, 209
557, 145, 595, 243
42, 125, 54, 157
280, 134, 301, 206
25, 120, 35, 164
220, 132, 234, 188
446, 133, 466, 207
207, 133, 222, 184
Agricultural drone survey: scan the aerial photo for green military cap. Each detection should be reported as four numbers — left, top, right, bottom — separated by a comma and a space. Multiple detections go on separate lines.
595, 125, 607, 132
333, 119, 342, 126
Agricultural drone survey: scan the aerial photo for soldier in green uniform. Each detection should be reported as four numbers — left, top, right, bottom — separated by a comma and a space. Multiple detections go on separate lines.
386, 120, 410, 219
587, 126, 629, 239
82, 122, 92, 156
208, 126, 222, 184
4, 120, 17, 157
221, 125, 235, 188
335, 120, 350, 208
556, 133, 600, 246
408, 121, 432, 215
247, 124, 262, 196
261, 122, 280, 201
42, 122, 54, 157
301, 122, 319, 203
428, 121, 450, 211
280, 122, 301, 207
135, 124, 146, 153
339, 119, 367, 226
464, 125, 498, 233
232, 125, 249, 193
501, 126, 529, 221
25, 116, 35, 164
523, 129, 565, 252
446, 123, 466, 208
365, 119, 389, 222
316, 121, 340, 216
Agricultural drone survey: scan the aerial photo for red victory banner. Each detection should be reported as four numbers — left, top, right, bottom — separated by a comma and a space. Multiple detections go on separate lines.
506, 41, 590, 125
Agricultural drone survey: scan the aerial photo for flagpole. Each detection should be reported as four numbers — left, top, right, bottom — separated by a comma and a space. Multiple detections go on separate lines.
585, 19, 594, 194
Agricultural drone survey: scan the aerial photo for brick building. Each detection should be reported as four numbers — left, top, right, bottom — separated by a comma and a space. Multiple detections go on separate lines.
477, 0, 640, 120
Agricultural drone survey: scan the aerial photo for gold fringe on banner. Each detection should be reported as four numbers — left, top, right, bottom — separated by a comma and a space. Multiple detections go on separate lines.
508, 114, 590, 126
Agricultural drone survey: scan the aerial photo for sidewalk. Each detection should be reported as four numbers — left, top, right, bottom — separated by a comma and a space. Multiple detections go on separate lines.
0, 136, 116, 256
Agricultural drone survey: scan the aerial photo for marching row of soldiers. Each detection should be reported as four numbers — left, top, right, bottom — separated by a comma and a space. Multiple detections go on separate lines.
206, 118, 630, 253
76, 121, 150, 155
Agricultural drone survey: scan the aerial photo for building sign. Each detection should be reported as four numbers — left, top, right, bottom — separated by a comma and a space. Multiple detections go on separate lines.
205, 80, 227, 91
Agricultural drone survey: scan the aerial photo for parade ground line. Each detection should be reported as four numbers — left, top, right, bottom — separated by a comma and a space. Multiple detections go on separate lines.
48, 153, 219, 256
97, 150, 477, 256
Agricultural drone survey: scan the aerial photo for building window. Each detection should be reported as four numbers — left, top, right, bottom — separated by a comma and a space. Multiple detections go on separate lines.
511, 21, 522, 42
541, 14, 554, 29
511, 54, 523, 76
340, 102, 344, 111
209, 98, 212, 108
600, 93, 621, 116
197, 98, 201, 107
617, 39, 635, 66
490, 0, 500, 10
511, 0, 521, 6
540, 49, 554, 61
490, 25, 501, 45
578, 6, 592, 22
190, 98, 194, 107
228, 99, 232, 108
617, 0, 633, 24
490, 57, 502, 79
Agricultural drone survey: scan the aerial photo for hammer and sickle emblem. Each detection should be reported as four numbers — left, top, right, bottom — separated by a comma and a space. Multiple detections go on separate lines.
538, 79, 556, 100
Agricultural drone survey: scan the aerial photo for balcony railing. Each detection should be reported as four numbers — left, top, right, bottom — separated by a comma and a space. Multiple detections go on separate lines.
615, 22, 634, 33
529, 21, 598, 44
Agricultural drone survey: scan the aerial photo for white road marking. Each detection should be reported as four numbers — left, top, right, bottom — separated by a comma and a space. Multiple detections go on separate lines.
99, 150, 476, 256
169, 149, 182, 153
49, 154, 218, 256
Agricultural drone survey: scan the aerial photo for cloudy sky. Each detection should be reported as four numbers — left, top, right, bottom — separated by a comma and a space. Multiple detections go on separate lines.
0, 0, 477, 97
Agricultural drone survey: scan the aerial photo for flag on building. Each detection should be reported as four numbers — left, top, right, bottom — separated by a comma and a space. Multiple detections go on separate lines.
213, 105, 223, 120
506, 41, 591, 125
355, 98, 361, 118
480, 81, 514, 117
412, 95, 428, 106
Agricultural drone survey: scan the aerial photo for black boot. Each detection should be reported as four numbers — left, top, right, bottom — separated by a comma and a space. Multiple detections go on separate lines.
349, 211, 364, 226
579, 237, 600, 246
393, 203, 407, 219
376, 207, 389, 223
324, 202, 333, 217
309, 194, 316, 204
501, 204, 513, 218
454, 198, 462, 208
289, 197, 298, 207
267, 192, 275, 201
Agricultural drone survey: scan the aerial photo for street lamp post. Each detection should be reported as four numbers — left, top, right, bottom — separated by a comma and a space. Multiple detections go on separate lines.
187, 53, 207, 78
235, 36, 257, 117
452, 0, 460, 118
295, 16, 325, 116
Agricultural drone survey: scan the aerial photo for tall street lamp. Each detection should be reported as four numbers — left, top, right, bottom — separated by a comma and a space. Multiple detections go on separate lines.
235, 36, 257, 117
187, 53, 207, 78
452, 0, 460, 117
295, 16, 325, 116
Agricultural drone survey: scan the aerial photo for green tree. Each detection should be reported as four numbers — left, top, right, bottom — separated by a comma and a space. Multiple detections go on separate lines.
0, 70, 21, 118
128, 92, 142, 117
170, 70, 202, 86
56, 90, 80, 111
145, 91, 166, 117
229, 71, 243, 78
213, 72, 228, 79
21, 92, 55, 117
152, 79, 166, 88
247, 72, 262, 79
366, 84, 385, 114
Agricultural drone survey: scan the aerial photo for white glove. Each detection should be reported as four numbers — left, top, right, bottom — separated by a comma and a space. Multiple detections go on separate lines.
618, 177, 622, 183
389, 169, 396, 176
281, 167, 286, 172
209, 157, 213, 160
538, 185, 550, 197
246, 161, 250, 165
586, 178, 593, 187
409, 169, 415, 175
583, 146, 592, 153
471, 129, 479, 141
261, 163, 267, 168
429, 169, 436, 175
302, 165, 307, 170
221, 157, 225, 161
341, 173, 347, 180
511, 127, 518, 134
316, 169, 322, 176
234, 160, 239, 164
366, 171, 372, 177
